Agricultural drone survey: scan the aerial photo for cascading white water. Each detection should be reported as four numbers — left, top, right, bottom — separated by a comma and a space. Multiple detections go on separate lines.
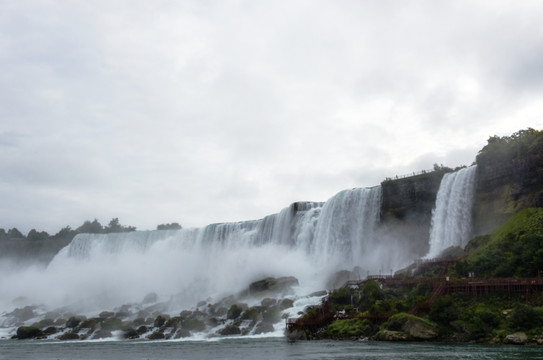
312, 187, 381, 269
426, 165, 477, 258
0, 188, 390, 316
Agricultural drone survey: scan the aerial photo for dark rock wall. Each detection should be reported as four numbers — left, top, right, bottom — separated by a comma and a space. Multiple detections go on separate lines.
472, 149, 543, 236
379, 171, 446, 256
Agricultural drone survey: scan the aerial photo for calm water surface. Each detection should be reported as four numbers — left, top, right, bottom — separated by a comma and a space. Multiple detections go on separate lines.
1, 338, 542, 360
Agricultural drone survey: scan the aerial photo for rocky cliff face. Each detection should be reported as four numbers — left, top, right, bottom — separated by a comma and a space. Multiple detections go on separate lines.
472, 146, 543, 236
380, 170, 446, 256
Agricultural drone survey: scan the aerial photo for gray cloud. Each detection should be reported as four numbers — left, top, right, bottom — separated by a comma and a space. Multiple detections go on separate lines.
1, 0, 543, 234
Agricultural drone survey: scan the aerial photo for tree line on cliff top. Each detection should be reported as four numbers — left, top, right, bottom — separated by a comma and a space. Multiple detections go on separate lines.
0, 218, 182, 242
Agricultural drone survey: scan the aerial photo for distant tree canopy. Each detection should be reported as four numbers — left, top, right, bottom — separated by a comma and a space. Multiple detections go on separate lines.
26, 229, 50, 241
76, 219, 104, 234
0, 218, 139, 243
156, 222, 182, 230
476, 128, 543, 165
104, 218, 136, 233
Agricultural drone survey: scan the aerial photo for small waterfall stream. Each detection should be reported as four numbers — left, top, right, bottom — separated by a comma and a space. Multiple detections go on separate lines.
426, 165, 477, 258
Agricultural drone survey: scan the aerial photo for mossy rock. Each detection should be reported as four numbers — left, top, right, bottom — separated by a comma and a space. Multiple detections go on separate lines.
154, 315, 167, 328
32, 318, 55, 329
123, 328, 139, 339
164, 317, 180, 328
148, 330, 165, 340
219, 324, 241, 336
99, 311, 114, 319
65, 316, 82, 329
16, 326, 44, 339
80, 318, 99, 330
241, 307, 262, 322
375, 329, 409, 341
43, 326, 58, 335
58, 331, 80, 340
248, 277, 299, 295
227, 305, 243, 320
136, 325, 148, 335
279, 298, 294, 310
384, 313, 437, 340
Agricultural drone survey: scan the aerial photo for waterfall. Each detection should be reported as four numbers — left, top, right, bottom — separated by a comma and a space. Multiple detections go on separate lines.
426, 165, 477, 258
1, 188, 386, 315
312, 187, 381, 268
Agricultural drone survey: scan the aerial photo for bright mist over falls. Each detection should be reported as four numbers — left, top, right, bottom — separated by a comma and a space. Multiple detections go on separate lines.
1, 168, 478, 319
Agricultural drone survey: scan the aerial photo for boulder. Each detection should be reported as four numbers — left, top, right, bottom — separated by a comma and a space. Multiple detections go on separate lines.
376, 330, 409, 341
505, 332, 528, 345
286, 328, 308, 341
254, 322, 275, 334
219, 324, 241, 336
58, 331, 80, 340
16, 326, 44, 339
148, 330, 165, 340
402, 317, 438, 340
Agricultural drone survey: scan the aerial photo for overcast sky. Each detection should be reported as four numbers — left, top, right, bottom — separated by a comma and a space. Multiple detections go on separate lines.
1, 0, 543, 234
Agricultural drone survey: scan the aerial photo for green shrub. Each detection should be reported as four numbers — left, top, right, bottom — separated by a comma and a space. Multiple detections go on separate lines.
507, 303, 542, 331
323, 319, 375, 338
429, 296, 459, 324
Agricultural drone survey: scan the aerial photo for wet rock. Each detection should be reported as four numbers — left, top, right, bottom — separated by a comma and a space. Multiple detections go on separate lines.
79, 318, 99, 330
10, 306, 37, 323
154, 315, 167, 328
219, 324, 241, 336
32, 318, 55, 329
376, 330, 409, 341
136, 325, 148, 335
402, 317, 438, 340
148, 330, 165, 340
505, 332, 528, 345
164, 317, 180, 328
247, 277, 299, 296
279, 298, 294, 310
286, 328, 308, 341
58, 331, 80, 340
43, 326, 58, 335
99, 311, 115, 319
254, 322, 275, 334
16, 326, 44, 339
227, 304, 243, 320
123, 328, 139, 339
66, 317, 82, 329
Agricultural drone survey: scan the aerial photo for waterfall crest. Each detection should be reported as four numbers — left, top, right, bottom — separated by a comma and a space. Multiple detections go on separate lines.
426, 165, 477, 258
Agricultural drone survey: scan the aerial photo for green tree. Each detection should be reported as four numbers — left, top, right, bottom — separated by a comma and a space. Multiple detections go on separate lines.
104, 218, 136, 233
7, 228, 24, 239
26, 229, 50, 241
156, 222, 182, 230
76, 219, 103, 234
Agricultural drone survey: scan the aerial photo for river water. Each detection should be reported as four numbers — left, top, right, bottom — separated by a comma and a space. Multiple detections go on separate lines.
1, 338, 541, 360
